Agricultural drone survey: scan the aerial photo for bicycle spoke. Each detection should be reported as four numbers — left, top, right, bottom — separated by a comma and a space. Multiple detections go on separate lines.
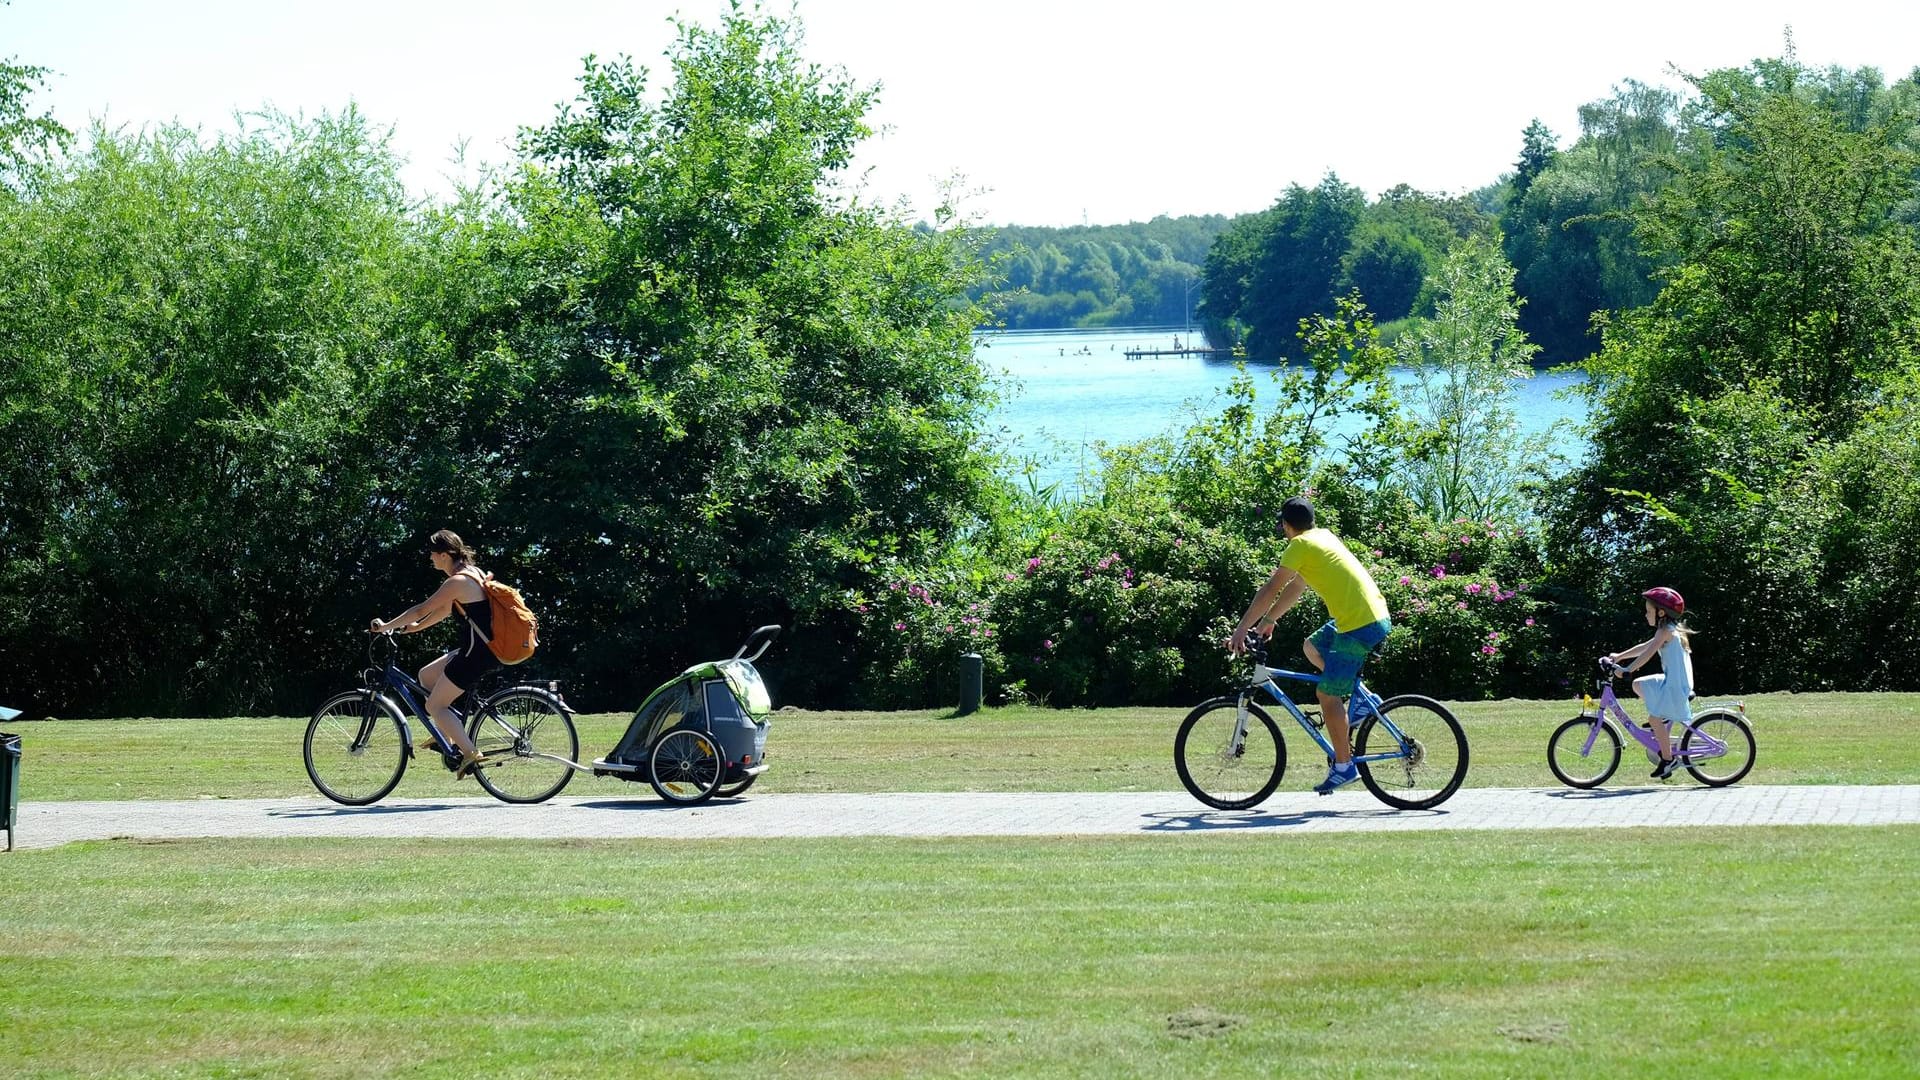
468, 688, 578, 804
304, 693, 408, 806
1353, 695, 1468, 810
1548, 717, 1621, 788
1174, 698, 1285, 810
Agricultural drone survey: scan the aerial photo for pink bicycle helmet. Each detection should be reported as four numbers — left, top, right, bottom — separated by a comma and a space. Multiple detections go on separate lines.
1641, 586, 1685, 615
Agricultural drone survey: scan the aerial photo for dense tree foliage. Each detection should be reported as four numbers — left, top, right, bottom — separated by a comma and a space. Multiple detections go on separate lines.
7, 17, 1920, 716
1496, 82, 1676, 363
1196, 178, 1491, 362
0, 9, 999, 715
1544, 56, 1920, 691
974, 216, 1228, 329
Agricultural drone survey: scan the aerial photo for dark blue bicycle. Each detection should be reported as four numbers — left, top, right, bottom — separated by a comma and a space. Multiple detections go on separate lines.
1174, 634, 1468, 810
303, 632, 579, 805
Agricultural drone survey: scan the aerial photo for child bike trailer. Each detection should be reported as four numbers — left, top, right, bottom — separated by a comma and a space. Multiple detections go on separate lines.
592, 626, 780, 804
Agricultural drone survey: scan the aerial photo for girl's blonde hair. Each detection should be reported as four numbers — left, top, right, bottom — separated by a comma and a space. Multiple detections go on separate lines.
1656, 610, 1692, 652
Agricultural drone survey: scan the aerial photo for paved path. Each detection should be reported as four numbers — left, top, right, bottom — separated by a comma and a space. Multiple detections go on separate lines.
8, 785, 1918, 850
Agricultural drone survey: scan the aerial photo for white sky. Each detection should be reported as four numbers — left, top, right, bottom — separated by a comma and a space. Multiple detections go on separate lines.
6, 1, 1919, 226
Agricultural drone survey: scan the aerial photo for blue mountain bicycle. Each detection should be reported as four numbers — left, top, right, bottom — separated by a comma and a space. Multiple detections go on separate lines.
1174, 633, 1469, 810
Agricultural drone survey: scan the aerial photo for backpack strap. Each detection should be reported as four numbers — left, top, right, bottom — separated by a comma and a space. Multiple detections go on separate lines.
453, 567, 493, 645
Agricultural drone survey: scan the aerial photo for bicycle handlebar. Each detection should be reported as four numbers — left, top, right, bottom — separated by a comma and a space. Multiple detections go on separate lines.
369, 630, 400, 666
1241, 628, 1270, 665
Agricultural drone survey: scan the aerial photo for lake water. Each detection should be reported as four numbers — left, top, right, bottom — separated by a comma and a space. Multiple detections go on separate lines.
978, 325, 1586, 494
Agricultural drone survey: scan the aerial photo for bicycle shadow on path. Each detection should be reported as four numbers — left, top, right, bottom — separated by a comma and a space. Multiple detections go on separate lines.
1140, 807, 1447, 832
1541, 786, 1708, 801
269, 803, 469, 819
569, 798, 752, 812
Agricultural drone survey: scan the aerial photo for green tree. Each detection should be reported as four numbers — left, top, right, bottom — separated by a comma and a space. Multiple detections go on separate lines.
0, 50, 67, 187
0, 110, 434, 714
1500, 82, 1677, 362
493, 5, 1002, 704
1545, 57, 1920, 692
1511, 118, 1557, 199
1393, 238, 1545, 521
1199, 174, 1364, 362
1339, 185, 1490, 323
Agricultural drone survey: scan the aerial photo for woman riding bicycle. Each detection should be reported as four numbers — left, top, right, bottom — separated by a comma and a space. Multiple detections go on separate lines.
369, 529, 496, 776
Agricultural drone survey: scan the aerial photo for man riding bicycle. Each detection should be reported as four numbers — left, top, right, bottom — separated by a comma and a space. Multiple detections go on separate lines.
1227, 497, 1392, 794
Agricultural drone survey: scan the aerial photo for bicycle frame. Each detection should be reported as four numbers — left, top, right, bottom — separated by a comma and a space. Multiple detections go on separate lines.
1577, 677, 1730, 763
373, 661, 444, 753
350, 637, 504, 759
1233, 660, 1414, 767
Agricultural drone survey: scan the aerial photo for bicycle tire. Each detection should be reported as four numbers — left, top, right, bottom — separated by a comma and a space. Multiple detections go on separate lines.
715, 774, 759, 798
1547, 715, 1621, 789
1352, 694, 1469, 810
466, 687, 579, 804
650, 729, 724, 804
1174, 696, 1286, 810
1681, 710, 1756, 787
305, 690, 409, 806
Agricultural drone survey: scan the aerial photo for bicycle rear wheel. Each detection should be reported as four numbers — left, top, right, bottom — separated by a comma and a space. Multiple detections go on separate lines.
1174, 696, 1286, 810
305, 691, 408, 806
467, 687, 579, 804
1353, 695, 1468, 810
1680, 710, 1756, 787
1547, 716, 1621, 789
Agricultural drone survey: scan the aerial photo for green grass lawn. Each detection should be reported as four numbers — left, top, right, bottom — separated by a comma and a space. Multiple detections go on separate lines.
11, 692, 1919, 801
2, 827, 1914, 1078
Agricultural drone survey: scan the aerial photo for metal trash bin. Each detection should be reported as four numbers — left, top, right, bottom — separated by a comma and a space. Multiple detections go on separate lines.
958, 653, 983, 716
1, 729, 19, 853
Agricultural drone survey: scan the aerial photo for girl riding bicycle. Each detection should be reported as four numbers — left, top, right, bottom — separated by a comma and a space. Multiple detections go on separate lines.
1602, 586, 1694, 779
369, 529, 496, 776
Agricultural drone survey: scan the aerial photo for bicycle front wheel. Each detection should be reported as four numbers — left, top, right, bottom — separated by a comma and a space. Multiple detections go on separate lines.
1174, 696, 1285, 810
467, 687, 579, 804
1681, 710, 1756, 787
305, 691, 408, 806
1547, 716, 1621, 789
1353, 695, 1468, 810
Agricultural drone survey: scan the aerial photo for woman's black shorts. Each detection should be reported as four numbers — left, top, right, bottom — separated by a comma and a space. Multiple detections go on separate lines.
442, 647, 501, 694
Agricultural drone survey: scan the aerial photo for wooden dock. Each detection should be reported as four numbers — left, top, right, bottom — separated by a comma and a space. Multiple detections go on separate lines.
1122, 346, 1241, 360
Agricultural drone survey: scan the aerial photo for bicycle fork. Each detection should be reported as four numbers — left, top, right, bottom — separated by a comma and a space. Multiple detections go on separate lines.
1225, 694, 1255, 761
349, 690, 381, 755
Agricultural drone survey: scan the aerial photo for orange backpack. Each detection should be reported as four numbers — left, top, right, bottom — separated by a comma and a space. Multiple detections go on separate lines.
456, 570, 539, 665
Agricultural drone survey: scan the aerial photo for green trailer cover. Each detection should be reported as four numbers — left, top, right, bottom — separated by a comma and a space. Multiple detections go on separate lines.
610, 659, 771, 764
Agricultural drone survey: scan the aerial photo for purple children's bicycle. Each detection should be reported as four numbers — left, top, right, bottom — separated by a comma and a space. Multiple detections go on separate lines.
1547, 658, 1756, 789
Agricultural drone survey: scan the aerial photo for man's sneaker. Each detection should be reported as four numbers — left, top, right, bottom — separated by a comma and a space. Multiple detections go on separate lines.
1314, 760, 1360, 795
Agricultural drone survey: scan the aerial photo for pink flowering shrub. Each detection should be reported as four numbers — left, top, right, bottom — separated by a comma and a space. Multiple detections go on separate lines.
991, 509, 1265, 705
846, 566, 1004, 708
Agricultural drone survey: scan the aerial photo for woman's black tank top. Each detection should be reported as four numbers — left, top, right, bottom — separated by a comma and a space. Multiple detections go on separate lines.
453, 570, 493, 656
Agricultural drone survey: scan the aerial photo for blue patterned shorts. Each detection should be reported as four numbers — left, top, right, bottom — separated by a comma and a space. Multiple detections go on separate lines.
1308, 618, 1391, 698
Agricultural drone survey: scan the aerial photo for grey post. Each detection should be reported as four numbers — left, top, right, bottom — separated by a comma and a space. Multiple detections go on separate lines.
958, 653, 983, 716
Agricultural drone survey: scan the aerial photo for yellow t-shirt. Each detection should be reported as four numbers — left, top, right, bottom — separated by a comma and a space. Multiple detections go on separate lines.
1278, 527, 1389, 632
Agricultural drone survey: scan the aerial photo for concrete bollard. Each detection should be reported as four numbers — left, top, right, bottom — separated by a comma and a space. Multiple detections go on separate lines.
958, 653, 983, 716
